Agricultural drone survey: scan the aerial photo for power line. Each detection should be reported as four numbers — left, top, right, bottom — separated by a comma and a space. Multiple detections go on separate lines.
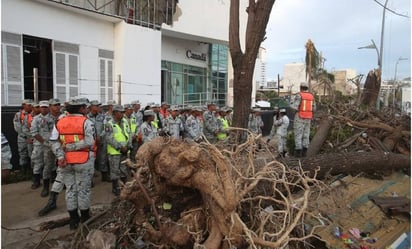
372, 0, 410, 18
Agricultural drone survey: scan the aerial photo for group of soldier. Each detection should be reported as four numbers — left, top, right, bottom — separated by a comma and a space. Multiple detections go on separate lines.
4, 81, 314, 230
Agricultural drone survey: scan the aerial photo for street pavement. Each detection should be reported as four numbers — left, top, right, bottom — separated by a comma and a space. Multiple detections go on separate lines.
1, 172, 115, 248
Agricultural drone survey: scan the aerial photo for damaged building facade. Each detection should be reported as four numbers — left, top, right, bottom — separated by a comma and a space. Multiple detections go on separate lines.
2, 0, 249, 107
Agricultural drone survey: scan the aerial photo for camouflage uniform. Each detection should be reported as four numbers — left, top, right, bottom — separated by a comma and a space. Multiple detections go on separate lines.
87, 110, 106, 172
49, 113, 95, 212
106, 118, 132, 181
203, 110, 218, 143
248, 113, 264, 134
185, 114, 202, 141
273, 114, 290, 154
163, 115, 184, 139
290, 92, 315, 151
30, 112, 56, 180
140, 121, 158, 143
13, 110, 33, 168
1, 133, 12, 170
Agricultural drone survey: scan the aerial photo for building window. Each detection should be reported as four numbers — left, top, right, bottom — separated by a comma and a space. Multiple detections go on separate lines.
54, 41, 79, 102
1, 32, 23, 106
209, 44, 228, 107
161, 61, 207, 105
99, 58, 114, 104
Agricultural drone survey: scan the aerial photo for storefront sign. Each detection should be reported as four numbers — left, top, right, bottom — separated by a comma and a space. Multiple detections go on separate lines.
186, 50, 206, 61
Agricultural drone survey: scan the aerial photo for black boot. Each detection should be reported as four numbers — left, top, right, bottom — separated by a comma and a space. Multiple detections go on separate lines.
40, 179, 50, 197
112, 180, 120, 196
80, 209, 90, 223
302, 148, 308, 157
295, 149, 302, 158
38, 191, 58, 216
101, 172, 111, 182
68, 210, 80, 230
31, 174, 41, 189
282, 151, 287, 158
50, 170, 57, 183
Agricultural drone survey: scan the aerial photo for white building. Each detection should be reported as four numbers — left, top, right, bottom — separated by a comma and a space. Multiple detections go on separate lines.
2, 0, 252, 107
401, 87, 411, 115
281, 62, 306, 94
331, 69, 357, 95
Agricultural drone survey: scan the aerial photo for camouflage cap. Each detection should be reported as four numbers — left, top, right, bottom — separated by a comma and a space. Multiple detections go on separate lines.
123, 104, 132, 109
112, 105, 125, 112
279, 108, 287, 113
32, 102, 40, 108
39, 100, 49, 107
22, 99, 34, 105
144, 110, 155, 116
106, 100, 116, 106
300, 82, 309, 88
89, 100, 101, 106
48, 98, 61, 105
131, 100, 140, 105
68, 97, 88, 106
170, 105, 179, 111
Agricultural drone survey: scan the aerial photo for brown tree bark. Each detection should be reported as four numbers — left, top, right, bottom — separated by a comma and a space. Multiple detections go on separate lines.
307, 115, 333, 157
361, 69, 381, 108
229, 0, 276, 128
285, 151, 410, 179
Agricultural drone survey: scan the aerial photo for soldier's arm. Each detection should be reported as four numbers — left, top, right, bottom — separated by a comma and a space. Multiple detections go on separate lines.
105, 124, 123, 150
13, 113, 22, 134
30, 117, 44, 144
64, 120, 95, 151
49, 125, 65, 160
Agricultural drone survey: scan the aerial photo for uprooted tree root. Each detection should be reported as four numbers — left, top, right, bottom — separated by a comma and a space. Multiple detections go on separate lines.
72, 130, 327, 249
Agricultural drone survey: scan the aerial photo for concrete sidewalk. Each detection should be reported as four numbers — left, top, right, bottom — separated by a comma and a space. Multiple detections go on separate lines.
1, 173, 116, 248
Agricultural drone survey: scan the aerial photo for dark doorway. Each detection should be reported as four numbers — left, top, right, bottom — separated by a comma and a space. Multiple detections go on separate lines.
23, 35, 53, 101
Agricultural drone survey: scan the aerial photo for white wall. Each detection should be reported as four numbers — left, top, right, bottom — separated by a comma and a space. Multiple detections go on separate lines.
1, 0, 114, 50
114, 22, 162, 106
161, 36, 208, 68
282, 63, 306, 94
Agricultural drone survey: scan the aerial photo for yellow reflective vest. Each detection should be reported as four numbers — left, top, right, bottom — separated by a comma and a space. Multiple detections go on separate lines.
107, 120, 130, 155
217, 117, 229, 141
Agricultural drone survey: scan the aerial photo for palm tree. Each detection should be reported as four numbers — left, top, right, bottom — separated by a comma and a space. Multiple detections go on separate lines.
305, 39, 320, 90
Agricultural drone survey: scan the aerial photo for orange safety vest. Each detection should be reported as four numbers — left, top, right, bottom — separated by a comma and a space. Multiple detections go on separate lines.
20, 111, 33, 129
56, 115, 90, 164
298, 92, 314, 119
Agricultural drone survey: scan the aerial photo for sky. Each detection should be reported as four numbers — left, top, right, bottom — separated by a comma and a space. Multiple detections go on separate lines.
261, 0, 411, 82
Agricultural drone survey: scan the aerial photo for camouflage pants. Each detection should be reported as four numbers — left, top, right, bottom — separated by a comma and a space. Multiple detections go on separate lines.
51, 167, 64, 193
31, 144, 56, 179
2, 143, 12, 170
276, 134, 287, 153
130, 140, 140, 162
108, 154, 128, 180
60, 156, 95, 211
17, 135, 33, 166
293, 115, 311, 150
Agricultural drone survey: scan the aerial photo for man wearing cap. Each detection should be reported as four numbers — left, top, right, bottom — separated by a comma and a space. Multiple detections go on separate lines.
32, 102, 41, 117
30, 100, 55, 195
87, 100, 109, 182
105, 105, 132, 196
163, 106, 184, 139
185, 107, 203, 142
266, 107, 280, 144
216, 107, 230, 142
2, 133, 13, 182
123, 104, 139, 161
290, 82, 315, 157
159, 101, 170, 120
150, 104, 164, 130
131, 100, 143, 128
139, 110, 158, 143
49, 97, 95, 230
272, 108, 290, 158
203, 102, 219, 143
13, 99, 34, 172
248, 108, 264, 135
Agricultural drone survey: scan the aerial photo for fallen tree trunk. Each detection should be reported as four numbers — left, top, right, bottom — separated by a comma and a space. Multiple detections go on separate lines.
285, 151, 410, 178
307, 115, 333, 157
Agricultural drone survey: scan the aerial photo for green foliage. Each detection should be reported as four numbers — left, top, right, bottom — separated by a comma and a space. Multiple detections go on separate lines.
286, 126, 317, 155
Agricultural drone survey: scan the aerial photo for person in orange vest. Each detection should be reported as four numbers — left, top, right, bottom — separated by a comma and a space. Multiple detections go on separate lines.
49, 97, 95, 230
13, 99, 34, 173
290, 82, 316, 157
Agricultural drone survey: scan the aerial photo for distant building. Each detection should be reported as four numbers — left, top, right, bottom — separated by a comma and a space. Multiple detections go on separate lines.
332, 69, 357, 95
401, 87, 411, 115
251, 47, 267, 106
281, 62, 306, 94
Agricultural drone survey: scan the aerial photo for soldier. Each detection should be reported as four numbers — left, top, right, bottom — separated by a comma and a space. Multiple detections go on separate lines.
139, 110, 159, 143
131, 100, 143, 161
163, 106, 184, 139
290, 82, 315, 157
266, 107, 280, 144
2, 133, 12, 182
49, 97, 95, 230
32, 102, 41, 116
30, 100, 56, 196
159, 101, 170, 120
123, 104, 138, 161
185, 107, 203, 142
216, 107, 230, 142
273, 108, 290, 158
150, 103, 164, 130
202, 102, 219, 143
87, 100, 109, 182
248, 108, 264, 135
105, 105, 132, 196
13, 99, 34, 172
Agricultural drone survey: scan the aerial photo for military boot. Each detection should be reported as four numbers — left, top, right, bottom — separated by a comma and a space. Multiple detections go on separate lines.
38, 191, 58, 216
40, 179, 50, 197
68, 210, 80, 230
302, 148, 308, 157
31, 174, 41, 189
120, 177, 127, 184
295, 149, 302, 158
80, 209, 90, 223
112, 180, 120, 196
